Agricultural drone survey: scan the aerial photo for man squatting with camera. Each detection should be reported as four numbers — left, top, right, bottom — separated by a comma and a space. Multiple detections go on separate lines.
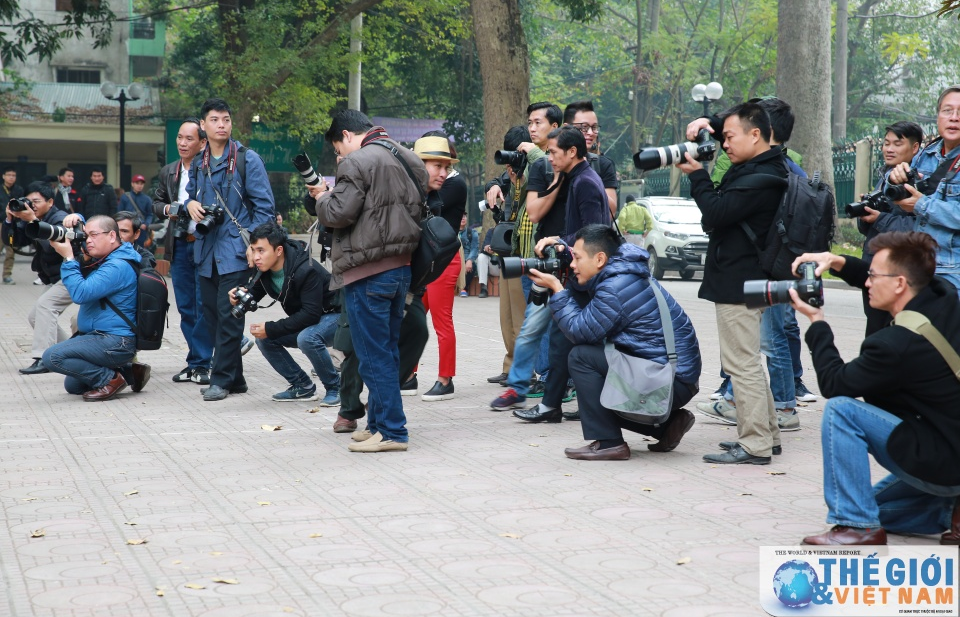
525, 224, 702, 460
228, 220, 341, 405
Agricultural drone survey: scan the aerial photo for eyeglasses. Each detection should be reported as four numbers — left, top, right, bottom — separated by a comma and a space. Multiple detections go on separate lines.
939, 108, 960, 119
572, 123, 601, 134
866, 269, 901, 280
86, 230, 110, 239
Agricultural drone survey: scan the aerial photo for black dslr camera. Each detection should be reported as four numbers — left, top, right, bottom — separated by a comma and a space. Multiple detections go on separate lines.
845, 189, 890, 218
500, 246, 563, 306
495, 150, 527, 175
8, 197, 31, 213
633, 128, 717, 171
169, 203, 192, 241
231, 287, 259, 319
884, 169, 934, 202
195, 205, 225, 235
743, 262, 824, 309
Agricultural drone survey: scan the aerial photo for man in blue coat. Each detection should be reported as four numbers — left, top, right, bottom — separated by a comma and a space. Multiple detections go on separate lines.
526, 224, 702, 460
184, 98, 276, 401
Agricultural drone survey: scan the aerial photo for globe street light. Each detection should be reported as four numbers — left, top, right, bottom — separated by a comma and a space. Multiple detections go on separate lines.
100, 82, 145, 187
691, 81, 723, 117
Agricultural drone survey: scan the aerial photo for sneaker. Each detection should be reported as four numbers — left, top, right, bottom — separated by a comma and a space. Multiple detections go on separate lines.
272, 384, 319, 402
240, 337, 255, 356
191, 367, 211, 385
778, 409, 801, 432
2, 276, 13, 285
33, 277, 43, 285
795, 379, 818, 402
562, 385, 576, 403
401, 373, 418, 396
695, 399, 738, 425
348, 432, 408, 452
710, 376, 730, 400
490, 388, 527, 411
319, 390, 341, 407
527, 380, 545, 398
459, 290, 468, 297
487, 372, 508, 383
478, 284, 488, 299
422, 379, 455, 402
172, 367, 194, 383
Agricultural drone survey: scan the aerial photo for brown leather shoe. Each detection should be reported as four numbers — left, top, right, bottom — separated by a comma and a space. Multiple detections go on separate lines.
333, 415, 357, 433
82, 372, 128, 402
647, 408, 695, 453
130, 362, 151, 393
802, 525, 887, 546
941, 498, 960, 545
564, 441, 630, 461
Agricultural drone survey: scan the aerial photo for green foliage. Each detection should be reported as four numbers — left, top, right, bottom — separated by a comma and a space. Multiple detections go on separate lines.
0, 0, 115, 62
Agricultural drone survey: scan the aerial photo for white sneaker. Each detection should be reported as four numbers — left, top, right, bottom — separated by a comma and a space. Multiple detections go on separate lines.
695, 399, 738, 425
33, 277, 43, 285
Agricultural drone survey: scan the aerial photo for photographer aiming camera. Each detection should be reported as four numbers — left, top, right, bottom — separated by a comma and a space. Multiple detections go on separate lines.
788, 232, 960, 546
3, 181, 84, 375
228, 221, 341, 405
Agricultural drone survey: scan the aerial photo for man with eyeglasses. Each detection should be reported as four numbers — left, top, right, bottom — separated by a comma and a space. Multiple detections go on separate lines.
563, 101, 619, 220
889, 86, 960, 293
790, 231, 960, 546
2, 181, 84, 375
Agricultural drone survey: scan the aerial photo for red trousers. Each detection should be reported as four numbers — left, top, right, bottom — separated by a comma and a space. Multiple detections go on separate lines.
422, 253, 461, 377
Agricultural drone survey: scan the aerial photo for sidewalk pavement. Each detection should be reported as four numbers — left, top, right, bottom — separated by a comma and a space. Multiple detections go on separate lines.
0, 252, 940, 617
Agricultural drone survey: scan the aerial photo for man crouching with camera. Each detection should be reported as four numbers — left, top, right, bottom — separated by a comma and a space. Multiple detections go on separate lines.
229, 220, 341, 404
791, 231, 960, 545
525, 224, 702, 460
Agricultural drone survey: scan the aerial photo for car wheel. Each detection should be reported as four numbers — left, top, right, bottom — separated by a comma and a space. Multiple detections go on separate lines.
680, 268, 695, 280
647, 247, 665, 279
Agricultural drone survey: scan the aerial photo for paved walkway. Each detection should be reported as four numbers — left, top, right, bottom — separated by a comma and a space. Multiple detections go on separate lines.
0, 250, 939, 617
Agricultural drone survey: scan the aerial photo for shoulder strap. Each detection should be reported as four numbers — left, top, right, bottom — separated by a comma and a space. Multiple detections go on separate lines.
724, 172, 790, 192
367, 140, 428, 207
893, 310, 960, 382
649, 281, 677, 366
123, 192, 144, 218
102, 259, 140, 333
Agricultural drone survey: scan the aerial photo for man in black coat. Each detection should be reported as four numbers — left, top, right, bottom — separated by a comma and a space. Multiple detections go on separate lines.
792, 232, 960, 546
78, 168, 117, 218
677, 101, 786, 465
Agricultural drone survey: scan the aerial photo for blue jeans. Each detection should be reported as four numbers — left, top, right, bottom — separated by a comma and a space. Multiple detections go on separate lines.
171, 239, 213, 370
822, 397, 960, 532
344, 266, 410, 443
255, 313, 340, 391
42, 332, 136, 394
506, 299, 553, 396
725, 304, 796, 410
784, 306, 803, 380
520, 276, 551, 377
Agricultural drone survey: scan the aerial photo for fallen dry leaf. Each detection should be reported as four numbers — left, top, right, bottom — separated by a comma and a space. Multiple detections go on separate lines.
184, 583, 206, 590
739, 493, 753, 496
155, 587, 165, 597
768, 471, 786, 476
261, 425, 282, 431
173, 560, 182, 565
677, 557, 692, 565
283, 609, 295, 614
527, 443, 539, 447
308, 533, 323, 538
30, 529, 45, 538
499, 533, 522, 539
257, 501, 271, 506
22, 497, 36, 502
124, 521, 137, 526
212, 578, 239, 585
209, 551, 223, 556
126, 538, 148, 545
563, 474, 572, 477
306, 407, 320, 413
123, 490, 139, 496
641, 487, 654, 492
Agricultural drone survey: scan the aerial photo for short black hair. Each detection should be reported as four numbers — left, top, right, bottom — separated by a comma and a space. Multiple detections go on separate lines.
503, 125, 530, 151
2, 166, 15, 174
58, 167, 73, 177
200, 98, 231, 120
250, 220, 287, 249
181, 117, 206, 140
87, 215, 120, 237
547, 126, 587, 158
885, 121, 924, 145
563, 100, 595, 125
755, 98, 795, 143
25, 181, 54, 201
527, 102, 562, 127
575, 224, 622, 260
325, 109, 374, 144
624, 194, 638, 202
91, 167, 104, 175
721, 102, 772, 143
114, 210, 143, 229
869, 231, 937, 289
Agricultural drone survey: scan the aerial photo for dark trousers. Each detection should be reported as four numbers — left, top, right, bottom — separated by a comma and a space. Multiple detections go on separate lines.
568, 344, 696, 441
337, 293, 429, 421
542, 287, 591, 409
199, 263, 251, 389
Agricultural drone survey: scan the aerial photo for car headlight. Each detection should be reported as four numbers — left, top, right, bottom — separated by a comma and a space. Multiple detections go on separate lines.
664, 230, 689, 241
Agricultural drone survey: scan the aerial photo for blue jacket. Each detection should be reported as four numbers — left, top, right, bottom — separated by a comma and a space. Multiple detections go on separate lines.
120, 191, 154, 226
186, 140, 276, 276
459, 227, 479, 262
908, 140, 960, 292
550, 242, 702, 385
61, 242, 141, 337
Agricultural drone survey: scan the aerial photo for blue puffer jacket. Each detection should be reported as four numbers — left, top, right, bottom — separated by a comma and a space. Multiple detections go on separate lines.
550, 242, 702, 385
61, 242, 141, 337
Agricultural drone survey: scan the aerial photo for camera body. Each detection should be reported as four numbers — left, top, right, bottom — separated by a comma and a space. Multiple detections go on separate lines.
743, 261, 824, 310
884, 169, 933, 202
633, 128, 717, 171
8, 197, 31, 213
500, 246, 563, 306
494, 150, 527, 175
845, 189, 890, 218
169, 203, 193, 241
25, 220, 87, 255
195, 205, 225, 235
231, 287, 259, 319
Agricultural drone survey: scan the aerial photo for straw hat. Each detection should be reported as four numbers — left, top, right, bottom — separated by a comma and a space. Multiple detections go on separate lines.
413, 136, 459, 163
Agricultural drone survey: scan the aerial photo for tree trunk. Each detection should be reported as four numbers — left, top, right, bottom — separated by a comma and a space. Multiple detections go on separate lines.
832, 0, 848, 141
470, 0, 530, 176
777, 0, 834, 188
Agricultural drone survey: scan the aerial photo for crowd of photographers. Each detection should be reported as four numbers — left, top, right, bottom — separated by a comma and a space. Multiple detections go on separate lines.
6, 86, 960, 546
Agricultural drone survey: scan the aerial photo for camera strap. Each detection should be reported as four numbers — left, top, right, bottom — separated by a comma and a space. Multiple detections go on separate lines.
893, 310, 960, 382
204, 163, 251, 248
367, 140, 429, 219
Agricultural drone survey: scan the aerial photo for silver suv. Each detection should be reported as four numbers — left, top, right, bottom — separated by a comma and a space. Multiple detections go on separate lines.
624, 196, 707, 280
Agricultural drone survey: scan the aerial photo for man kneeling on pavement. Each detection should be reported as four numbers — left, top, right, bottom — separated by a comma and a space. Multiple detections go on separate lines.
792, 232, 960, 546
41, 215, 149, 400
229, 220, 341, 405
526, 224, 702, 460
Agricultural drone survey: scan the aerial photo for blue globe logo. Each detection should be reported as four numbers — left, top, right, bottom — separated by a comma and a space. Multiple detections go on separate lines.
772, 560, 819, 608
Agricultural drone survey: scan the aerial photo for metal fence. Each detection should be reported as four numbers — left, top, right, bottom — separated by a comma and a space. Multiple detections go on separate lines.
832, 143, 857, 207
641, 168, 691, 198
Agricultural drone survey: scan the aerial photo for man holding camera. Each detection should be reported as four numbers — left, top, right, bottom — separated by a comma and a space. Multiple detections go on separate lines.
791, 232, 960, 545
229, 221, 341, 405
3, 182, 83, 375
153, 118, 213, 386
1, 166, 24, 284
677, 102, 785, 465
41, 215, 148, 401
184, 98, 276, 402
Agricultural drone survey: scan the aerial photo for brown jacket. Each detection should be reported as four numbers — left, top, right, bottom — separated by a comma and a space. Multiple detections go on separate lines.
316, 136, 426, 287
152, 160, 184, 259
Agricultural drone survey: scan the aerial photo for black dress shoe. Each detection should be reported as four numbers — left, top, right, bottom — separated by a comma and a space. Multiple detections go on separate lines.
19, 359, 49, 375
512, 404, 562, 423
564, 441, 630, 461
561, 409, 580, 421
130, 362, 151, 393
648, 408, 695, 453
720, 440, 782, 455
487, 372, 508, 383
702, 444, 770, 465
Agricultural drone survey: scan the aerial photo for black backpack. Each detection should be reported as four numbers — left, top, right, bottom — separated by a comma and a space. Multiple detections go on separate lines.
104, 258, 170, 350
734, 170, 837, 280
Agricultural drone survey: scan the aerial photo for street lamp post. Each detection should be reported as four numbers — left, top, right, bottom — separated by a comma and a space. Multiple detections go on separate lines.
100, 82, 144, 188
691, 81, 724, 117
